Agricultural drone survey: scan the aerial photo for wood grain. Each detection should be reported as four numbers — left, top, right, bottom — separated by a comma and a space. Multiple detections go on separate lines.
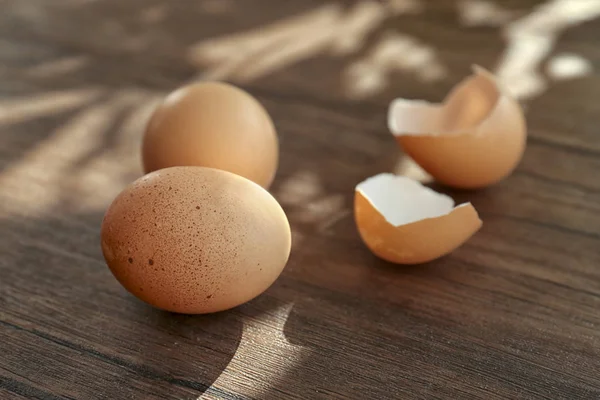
1, 0, 600, 399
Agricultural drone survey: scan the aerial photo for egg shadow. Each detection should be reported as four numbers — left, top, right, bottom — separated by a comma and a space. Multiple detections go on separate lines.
129, 304, 244, 398
263, 221, 472, 399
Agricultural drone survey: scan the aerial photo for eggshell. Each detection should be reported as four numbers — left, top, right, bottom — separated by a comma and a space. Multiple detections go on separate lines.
354, 173, 482, 264
100, 166, 291, 314
142, 82, 278, 188
388, 66, 527, 189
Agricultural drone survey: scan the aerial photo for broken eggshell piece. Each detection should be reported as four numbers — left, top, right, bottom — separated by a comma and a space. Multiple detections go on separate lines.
354, 173, 482, 264
388, 65, 526, 189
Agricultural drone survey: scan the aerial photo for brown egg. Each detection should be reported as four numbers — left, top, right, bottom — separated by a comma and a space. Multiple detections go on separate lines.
100, 166, 291, 314
142, 81, 278, 189
388, 66, 527, 189
355, 173, 482, 264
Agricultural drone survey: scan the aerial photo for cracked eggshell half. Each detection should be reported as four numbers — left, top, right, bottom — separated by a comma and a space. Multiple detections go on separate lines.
354, 173, 482, 264
388, 66, 526, 189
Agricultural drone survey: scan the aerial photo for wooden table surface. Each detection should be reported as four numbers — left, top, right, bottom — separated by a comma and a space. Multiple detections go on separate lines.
1, 1, 600, 399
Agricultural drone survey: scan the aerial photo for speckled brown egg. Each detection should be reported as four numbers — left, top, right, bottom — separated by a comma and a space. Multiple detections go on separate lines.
100, 166, 291, 314
142, 81, 279, 189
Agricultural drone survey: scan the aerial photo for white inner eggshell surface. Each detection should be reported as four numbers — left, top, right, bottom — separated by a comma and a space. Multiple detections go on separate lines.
356, 173, 467, 227
388, 66, 500, 136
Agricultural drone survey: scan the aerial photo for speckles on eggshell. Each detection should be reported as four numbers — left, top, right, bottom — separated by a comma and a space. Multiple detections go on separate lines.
100, 166, 291, 314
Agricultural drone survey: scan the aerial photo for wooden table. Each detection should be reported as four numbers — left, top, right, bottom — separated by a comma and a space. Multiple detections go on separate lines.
1, 1, 599, 399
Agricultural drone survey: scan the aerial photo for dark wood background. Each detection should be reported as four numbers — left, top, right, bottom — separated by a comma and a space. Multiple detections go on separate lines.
1, 0, 600, 399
